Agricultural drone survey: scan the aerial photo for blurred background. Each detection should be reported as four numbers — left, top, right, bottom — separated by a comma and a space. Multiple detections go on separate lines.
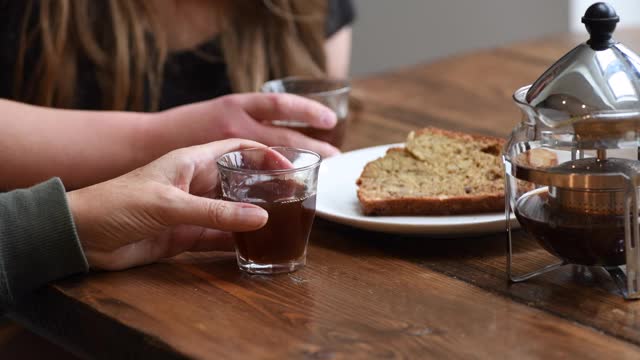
350, 0, 640, 75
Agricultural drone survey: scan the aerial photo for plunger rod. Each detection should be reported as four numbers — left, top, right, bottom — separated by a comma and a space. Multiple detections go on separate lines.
597, 149, 607, 161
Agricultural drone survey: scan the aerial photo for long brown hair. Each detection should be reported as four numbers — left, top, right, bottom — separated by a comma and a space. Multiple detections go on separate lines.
15, 0, 327, 111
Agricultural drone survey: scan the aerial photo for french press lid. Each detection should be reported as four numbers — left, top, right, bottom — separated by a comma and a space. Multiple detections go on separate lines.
523, 2, 640, 130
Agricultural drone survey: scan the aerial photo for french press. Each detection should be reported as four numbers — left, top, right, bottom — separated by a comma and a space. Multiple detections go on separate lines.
504, 2, 640, 299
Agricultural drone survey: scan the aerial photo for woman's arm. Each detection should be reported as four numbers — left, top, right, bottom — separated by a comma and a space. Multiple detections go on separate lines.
324, 0, 355, 78
0, 99, 155, 190
325, 26, 353, 78
0, 94, 337, 190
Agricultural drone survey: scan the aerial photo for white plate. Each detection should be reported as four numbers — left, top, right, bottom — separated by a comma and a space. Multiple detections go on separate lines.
316, 143, 517, 236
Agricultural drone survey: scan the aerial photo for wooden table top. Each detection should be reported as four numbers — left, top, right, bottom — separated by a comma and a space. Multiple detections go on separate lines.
6, 29, 640, 359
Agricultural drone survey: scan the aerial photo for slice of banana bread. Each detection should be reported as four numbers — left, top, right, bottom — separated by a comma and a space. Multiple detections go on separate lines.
356, 128, 506, 216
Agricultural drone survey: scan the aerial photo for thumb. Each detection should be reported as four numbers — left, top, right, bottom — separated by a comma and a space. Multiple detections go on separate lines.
169, 193, 268, 231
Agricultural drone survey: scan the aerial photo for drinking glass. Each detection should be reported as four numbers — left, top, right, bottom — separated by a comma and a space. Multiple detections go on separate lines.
261, 77, 351, 148
217, 147, 321, 274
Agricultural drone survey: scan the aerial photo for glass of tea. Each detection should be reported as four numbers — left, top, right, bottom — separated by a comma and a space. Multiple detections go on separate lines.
217, 147, 321, 274
261, 77, 351, 148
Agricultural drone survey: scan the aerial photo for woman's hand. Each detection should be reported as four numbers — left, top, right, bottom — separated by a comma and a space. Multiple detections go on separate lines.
152, 93, 340, 158
66, 139, 269, 271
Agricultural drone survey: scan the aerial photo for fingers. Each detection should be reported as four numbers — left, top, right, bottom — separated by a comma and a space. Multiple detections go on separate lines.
84, 240, 158, 271
168, 138, 266, 167
86, 227, 235, 271
159, 139, 267, 194
239, 147, 295, 171
169, 194, 268, 232
185, 228, 235, 252
166, 225, 235, 255
254, 124, 340, 158
233, 93, 337, 129
261, 148, 295, 170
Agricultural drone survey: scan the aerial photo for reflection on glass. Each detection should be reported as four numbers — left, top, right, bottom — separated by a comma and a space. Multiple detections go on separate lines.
595, 50, 617, 72
618, 44, 640, 74
607, 71, 638, 101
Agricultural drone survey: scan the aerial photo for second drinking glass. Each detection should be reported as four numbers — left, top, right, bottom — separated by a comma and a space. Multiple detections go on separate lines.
261, 77, 351, 148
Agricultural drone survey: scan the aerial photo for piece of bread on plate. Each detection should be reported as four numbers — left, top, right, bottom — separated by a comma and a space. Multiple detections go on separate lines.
356, 127, 506, 216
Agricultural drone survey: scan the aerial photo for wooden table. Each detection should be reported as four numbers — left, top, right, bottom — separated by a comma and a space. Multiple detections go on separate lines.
6, 29, 640, 359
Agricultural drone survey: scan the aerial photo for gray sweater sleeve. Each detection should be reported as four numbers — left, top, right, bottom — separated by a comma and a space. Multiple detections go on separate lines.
0, 178, 89, 305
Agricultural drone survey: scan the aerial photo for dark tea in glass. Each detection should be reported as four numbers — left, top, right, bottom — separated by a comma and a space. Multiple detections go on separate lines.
231, 179, 316, 266
217, 147, 321, 274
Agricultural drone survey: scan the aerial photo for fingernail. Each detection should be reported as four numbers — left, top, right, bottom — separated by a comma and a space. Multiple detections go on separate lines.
325, 145, 341, 157
322, 111, 337, 127
238, 205, 269, 227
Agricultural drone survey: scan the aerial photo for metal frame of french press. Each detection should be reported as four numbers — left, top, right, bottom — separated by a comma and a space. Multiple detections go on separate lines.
504, 146, 640, 300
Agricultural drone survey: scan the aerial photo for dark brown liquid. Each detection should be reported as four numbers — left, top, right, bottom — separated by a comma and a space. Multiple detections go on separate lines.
514, 191, 625, 266
228, 180, 316, 264
276, 119, 348, 148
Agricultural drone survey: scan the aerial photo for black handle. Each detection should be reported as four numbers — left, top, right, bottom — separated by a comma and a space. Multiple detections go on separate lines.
582, 2, 619, 50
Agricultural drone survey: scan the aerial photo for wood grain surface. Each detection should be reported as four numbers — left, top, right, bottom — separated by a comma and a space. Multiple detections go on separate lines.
6, 29, 640, 359
0, 317, 77, 359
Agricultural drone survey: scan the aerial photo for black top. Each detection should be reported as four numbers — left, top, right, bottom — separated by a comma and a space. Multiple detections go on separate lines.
0, 0, 355, 111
